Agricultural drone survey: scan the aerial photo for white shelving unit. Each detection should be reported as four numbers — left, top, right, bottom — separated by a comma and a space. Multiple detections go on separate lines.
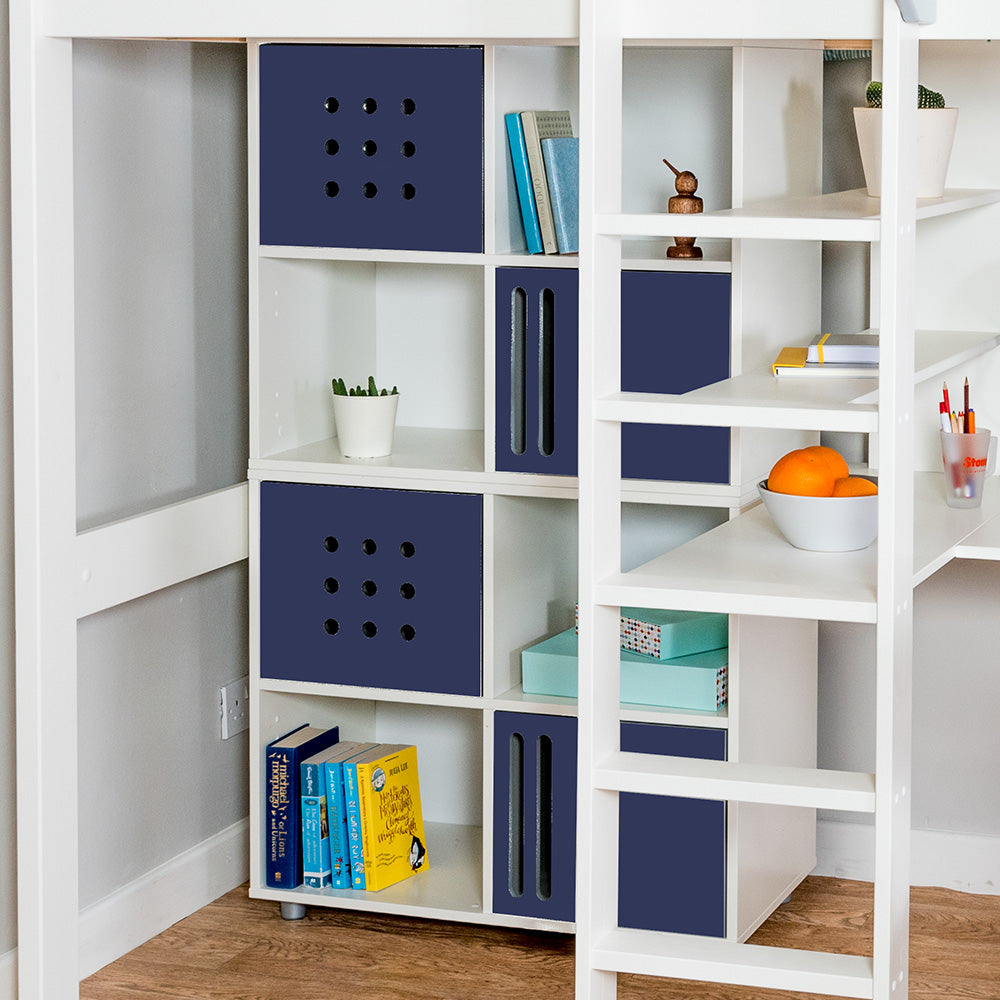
11, 2, 1000, 999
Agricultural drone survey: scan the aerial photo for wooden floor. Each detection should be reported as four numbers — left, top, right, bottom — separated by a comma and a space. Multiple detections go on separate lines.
80, 876, 1000, 1000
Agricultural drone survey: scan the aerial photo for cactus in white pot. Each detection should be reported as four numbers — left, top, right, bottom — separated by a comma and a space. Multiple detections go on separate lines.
331, 376, 400, 458
854, 80, 957, 198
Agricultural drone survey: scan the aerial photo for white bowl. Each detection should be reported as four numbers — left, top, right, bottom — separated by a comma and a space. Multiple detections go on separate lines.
757, 480, 878, 552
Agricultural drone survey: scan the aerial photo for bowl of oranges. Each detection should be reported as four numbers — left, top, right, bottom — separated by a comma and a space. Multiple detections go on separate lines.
758, 445, 878, 552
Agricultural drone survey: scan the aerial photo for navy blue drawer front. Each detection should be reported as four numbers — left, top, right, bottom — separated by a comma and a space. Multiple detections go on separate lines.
260, 482, 482, 696
259, 44, 484, 252
619, 722, 727, 937
495, 267, 579, 476
622, 270, 731, 484
492, 712, 578, 923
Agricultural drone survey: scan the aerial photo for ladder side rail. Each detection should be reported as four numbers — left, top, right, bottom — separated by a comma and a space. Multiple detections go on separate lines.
873, 4, 919, 1000
577, 1, 625, 999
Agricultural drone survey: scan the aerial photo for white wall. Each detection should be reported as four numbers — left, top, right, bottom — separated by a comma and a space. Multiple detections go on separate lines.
72, 37, 250, 909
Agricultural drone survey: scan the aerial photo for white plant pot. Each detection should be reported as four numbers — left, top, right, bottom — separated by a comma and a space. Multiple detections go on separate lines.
332, 393, 400, 458
853, 106, 958, 199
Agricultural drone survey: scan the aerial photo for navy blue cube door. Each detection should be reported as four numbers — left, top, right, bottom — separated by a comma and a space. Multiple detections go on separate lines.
259, 44, 484, 252
495, 267, 579, 476
621, 271, 731, 485
494, 269, 731, 482
492, 711, 578, 923
260, 482, 482, 696
492, 713, 726, 933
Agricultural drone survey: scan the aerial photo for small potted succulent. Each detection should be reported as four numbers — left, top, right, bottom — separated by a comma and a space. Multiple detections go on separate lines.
854, 80, 958, 198
331, 376, 400, 458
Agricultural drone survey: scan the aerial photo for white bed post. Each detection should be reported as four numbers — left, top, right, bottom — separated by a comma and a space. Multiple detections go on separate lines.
10, 0, 80, 995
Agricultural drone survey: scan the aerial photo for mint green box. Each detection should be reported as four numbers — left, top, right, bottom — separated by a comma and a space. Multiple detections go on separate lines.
575, 605, 728, 660
522, 628, 727, 711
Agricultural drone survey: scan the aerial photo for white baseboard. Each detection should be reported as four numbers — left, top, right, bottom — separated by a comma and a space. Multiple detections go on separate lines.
0, 948, 14, 1000
78, 817, 249, 980
816, 819, 1000, 895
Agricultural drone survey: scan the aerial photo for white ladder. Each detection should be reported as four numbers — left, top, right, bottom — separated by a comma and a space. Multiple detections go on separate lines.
575, 1, 920, 997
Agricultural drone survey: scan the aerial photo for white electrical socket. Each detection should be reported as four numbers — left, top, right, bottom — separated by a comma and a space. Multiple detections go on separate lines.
220, 676, 250, 739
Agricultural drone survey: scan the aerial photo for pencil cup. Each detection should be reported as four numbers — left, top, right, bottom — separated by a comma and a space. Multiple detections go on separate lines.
940, 429, 995, 508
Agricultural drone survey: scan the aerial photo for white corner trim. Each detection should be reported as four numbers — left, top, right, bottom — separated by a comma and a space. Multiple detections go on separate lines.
816, 819, 1000, 896
0, 948, 15, 1000
78, 818, 249, 981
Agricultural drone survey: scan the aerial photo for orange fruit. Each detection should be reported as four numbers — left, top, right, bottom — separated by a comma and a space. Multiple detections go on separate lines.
803, 445, 850, 482
766, 448, 837, 497
832, 476, 878, 497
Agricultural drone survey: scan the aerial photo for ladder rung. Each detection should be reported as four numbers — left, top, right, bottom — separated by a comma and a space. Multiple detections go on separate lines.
594, 752, 876, 813
594, 928, 874, 999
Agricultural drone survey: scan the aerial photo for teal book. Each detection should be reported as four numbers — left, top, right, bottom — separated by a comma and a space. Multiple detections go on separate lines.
324, 741, 377, 889
301, 740, 368, 889
505, 112, 543, 254
541, 135, 579, 254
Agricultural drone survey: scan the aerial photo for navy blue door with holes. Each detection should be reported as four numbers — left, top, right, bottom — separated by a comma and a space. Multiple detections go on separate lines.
260, 482, 482, 696
259, 44, 484, 252
621, 270, 731, 484
493, 714, 726, 933
495, 267, 579, 476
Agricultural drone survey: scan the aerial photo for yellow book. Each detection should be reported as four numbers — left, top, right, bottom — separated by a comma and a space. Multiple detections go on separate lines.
354, 744, 428, 891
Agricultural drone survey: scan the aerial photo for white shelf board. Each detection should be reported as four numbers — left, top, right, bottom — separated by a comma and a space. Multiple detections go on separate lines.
595, 330, 1000, 432
598, 188, 1000, 243
261, 245, 487, 266
492, 685, 730, 729
251, 821, 485, 922
253, 427, 486, 480
257, 677, 486, 710
953, 513, 1000, 560
913, 472, 1000, 583
598, 472, 1000, 621
595, 751, 875, 813
597, 503, 879, 623
594, 927, 873, 999
597, 379, 878, 434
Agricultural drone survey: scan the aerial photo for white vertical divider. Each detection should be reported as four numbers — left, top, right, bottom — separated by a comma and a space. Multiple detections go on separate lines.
577, 2, 623, 998
874, 4, 918, 999
10, 2, 79, 996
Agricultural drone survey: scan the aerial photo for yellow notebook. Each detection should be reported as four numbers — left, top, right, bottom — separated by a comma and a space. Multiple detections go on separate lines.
771, 346, 808, 374
355, 744, 428, 891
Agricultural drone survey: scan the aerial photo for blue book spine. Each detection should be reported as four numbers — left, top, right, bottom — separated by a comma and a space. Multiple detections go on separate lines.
325, 758, 352, 889
541, 136, 579, 254
505, 112, 543, 254
300, 759, 331, 888
265, 725, 339, 889
342, 760, 366, 890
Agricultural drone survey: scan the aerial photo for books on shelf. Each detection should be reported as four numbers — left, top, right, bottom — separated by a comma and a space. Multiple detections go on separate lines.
541, 135, 579, 254
265, 724, 340, 889
301, 740, 370, 890
508, 109, 574, 255
806, 330, 879, 365
344, 744, 429, 893
504, 112, 543, 255
324, 741, 378, 889
771, 346, 878, 379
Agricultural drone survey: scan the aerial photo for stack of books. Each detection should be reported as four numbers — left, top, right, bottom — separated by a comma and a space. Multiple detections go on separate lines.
771, 330, 879, 378
505, 109, 578, 255
266, 725, 428, 893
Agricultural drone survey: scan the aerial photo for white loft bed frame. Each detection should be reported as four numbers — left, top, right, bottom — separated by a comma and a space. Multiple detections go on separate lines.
12, 2, 1000, 999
